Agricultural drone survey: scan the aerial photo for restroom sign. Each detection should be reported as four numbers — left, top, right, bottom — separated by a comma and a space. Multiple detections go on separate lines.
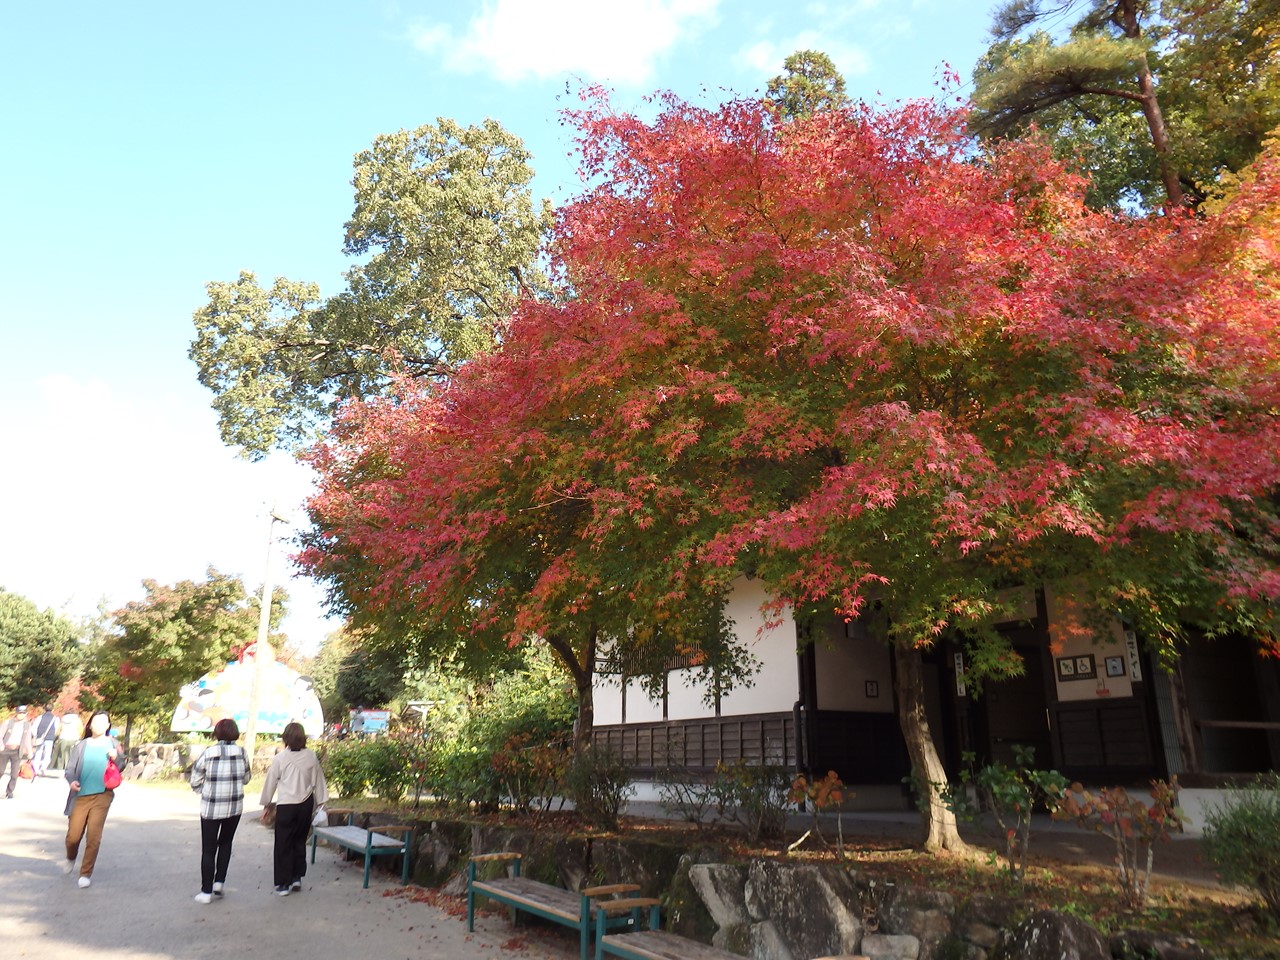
1124, 630, 1143, 682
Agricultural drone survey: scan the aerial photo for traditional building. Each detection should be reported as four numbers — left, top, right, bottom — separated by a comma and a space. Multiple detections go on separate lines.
593, 578, 1280, 805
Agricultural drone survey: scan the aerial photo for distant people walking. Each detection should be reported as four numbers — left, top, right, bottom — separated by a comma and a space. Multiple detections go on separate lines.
1, 705, 34, 799
32, 704, 57, 776
259, 722, 328, 897
189, 718, 251, 904
63, 712, 126, 887
53, 712, 83, 770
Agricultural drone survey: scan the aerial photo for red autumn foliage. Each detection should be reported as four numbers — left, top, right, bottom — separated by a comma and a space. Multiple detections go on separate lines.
302, 91, 1280, 836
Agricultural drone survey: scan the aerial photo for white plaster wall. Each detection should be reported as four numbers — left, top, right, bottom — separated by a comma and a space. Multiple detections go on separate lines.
594, 674, 624, 726
1044, 585, 1137, 703
624, 677, 666, 722
666, 671, 708, 720
718, 577, 800, 715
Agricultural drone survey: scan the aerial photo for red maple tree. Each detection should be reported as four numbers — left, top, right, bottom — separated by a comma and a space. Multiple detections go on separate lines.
302, 90, 1280, 851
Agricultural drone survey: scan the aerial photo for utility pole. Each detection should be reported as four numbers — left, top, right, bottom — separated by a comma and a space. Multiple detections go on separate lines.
243, 506, 288, 768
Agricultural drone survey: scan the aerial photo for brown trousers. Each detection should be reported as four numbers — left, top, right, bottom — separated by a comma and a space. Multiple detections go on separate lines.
66, 790, 114, 877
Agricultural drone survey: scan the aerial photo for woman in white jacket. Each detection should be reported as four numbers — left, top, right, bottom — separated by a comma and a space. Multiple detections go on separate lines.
259, 721, 327, 896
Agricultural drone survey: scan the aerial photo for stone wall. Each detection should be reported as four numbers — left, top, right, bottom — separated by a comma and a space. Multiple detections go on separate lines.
343, 812, 1209, 960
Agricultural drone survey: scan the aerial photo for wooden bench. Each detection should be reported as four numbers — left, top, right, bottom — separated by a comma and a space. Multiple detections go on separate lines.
467, 852, 657, 960
598, 929, 740, 960
599, 928, 871, 960
309, 808, 414, 888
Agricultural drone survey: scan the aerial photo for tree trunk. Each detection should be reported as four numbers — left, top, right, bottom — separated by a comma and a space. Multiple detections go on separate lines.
1117, 0, 1185, 210
892, 641, 971, 854
544, 630, 597, 754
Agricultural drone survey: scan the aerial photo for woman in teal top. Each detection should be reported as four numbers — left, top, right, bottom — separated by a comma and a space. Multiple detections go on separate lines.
63, 712, 126, 887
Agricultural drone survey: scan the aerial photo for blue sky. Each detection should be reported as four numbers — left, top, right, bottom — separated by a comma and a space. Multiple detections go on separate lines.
0, 1, 996, 655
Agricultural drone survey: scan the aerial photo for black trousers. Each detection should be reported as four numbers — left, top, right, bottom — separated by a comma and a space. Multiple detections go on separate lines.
200, 814, 241, 893
273, 796, 314, 887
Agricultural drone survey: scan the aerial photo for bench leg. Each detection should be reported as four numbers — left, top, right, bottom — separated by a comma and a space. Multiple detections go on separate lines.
401, 845, 411, 885
310, 833, 317, 864
363, 852, 372, 888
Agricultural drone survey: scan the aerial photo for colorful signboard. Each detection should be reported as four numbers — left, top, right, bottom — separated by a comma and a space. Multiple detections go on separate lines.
170, 647, 324, 739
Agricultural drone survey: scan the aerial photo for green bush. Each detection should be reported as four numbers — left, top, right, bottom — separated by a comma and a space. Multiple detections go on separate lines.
940, 746, 1067, 884
654, 759, 794, 842
1203, 773, 1280, 921
318, 737, 370, 800
564, 746, 635, 829
714, 760, 793, 843
492, 731, 570, 814
363, 732, 431, 804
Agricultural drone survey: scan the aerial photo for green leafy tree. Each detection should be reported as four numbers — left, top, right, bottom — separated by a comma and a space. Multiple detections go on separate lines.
334, 645, 406, 710
765, 49, 850, 120
190, 118, 553, 457
972, 0, 1280, 211
81, 569, 284, 735
0, 589, 80, 706
967, 0, 1280, 211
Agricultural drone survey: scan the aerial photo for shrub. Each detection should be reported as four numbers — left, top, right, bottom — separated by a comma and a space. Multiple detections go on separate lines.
491, 731, 571, 816
1202, 772, 1280, 921
788, 770, 848, 858
1053, 778, 1185, 909
364, 731, 430, 804
318, 737, 370, 799
940, 746, 1067, 884
657, 765, 718, 828
714, 760, 794, 844
564, 745, 635, 830
431, 740, 501, 810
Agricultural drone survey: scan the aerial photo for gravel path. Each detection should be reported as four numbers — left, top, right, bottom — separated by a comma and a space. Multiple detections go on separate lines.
0, 772, 572, 960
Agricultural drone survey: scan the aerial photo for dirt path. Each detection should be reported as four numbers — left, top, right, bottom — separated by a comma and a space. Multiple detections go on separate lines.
0, 772, 571, 960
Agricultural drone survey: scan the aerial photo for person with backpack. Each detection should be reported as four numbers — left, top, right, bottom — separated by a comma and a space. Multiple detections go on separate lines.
32, 704, 58, 776
189, 717, 252, 903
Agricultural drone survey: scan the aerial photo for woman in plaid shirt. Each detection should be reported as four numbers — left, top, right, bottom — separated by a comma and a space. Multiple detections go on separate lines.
189, 718, 252, 904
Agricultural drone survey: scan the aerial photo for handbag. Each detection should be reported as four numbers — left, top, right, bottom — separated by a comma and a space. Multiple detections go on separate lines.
103, 757, 122, 789
18, 759, 34, 780
311, 804, 328, 828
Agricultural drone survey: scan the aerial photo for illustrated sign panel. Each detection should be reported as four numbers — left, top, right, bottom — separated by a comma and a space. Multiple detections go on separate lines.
171, 654, 324, 738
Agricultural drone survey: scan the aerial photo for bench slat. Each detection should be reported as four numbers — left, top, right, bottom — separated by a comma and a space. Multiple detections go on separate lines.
314, 825, 406, 849
472, 877, 585, 922
601, 930, 741, 960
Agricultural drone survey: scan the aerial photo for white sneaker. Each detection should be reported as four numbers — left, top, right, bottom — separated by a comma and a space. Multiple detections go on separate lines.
61, 859, 75, 875
77, 876, 91, 889
212, 882, 224, 896
194, 892, 213, 904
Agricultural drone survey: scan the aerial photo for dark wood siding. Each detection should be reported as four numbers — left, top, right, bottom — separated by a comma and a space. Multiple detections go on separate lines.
595, 712, 796, 774
595, 710, 908, 784
1052, 700, 1157, 779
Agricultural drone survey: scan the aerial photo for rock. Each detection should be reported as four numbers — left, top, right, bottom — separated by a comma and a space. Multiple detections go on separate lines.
860, 933, 922, 959
413, 819, 471, 887
879, 885, 953, 958
991, 910, 1109, 960
957, 893, 1026, 951
742, 860, 863, 960
746, 918, 795, 960
1109, 929, 1213, 960
688, 863, 751, 930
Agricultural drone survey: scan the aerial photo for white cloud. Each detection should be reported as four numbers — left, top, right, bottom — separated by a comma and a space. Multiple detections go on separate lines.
410, 0, 720, 87
733, 32, 871, 82
0, 374, 336, 654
